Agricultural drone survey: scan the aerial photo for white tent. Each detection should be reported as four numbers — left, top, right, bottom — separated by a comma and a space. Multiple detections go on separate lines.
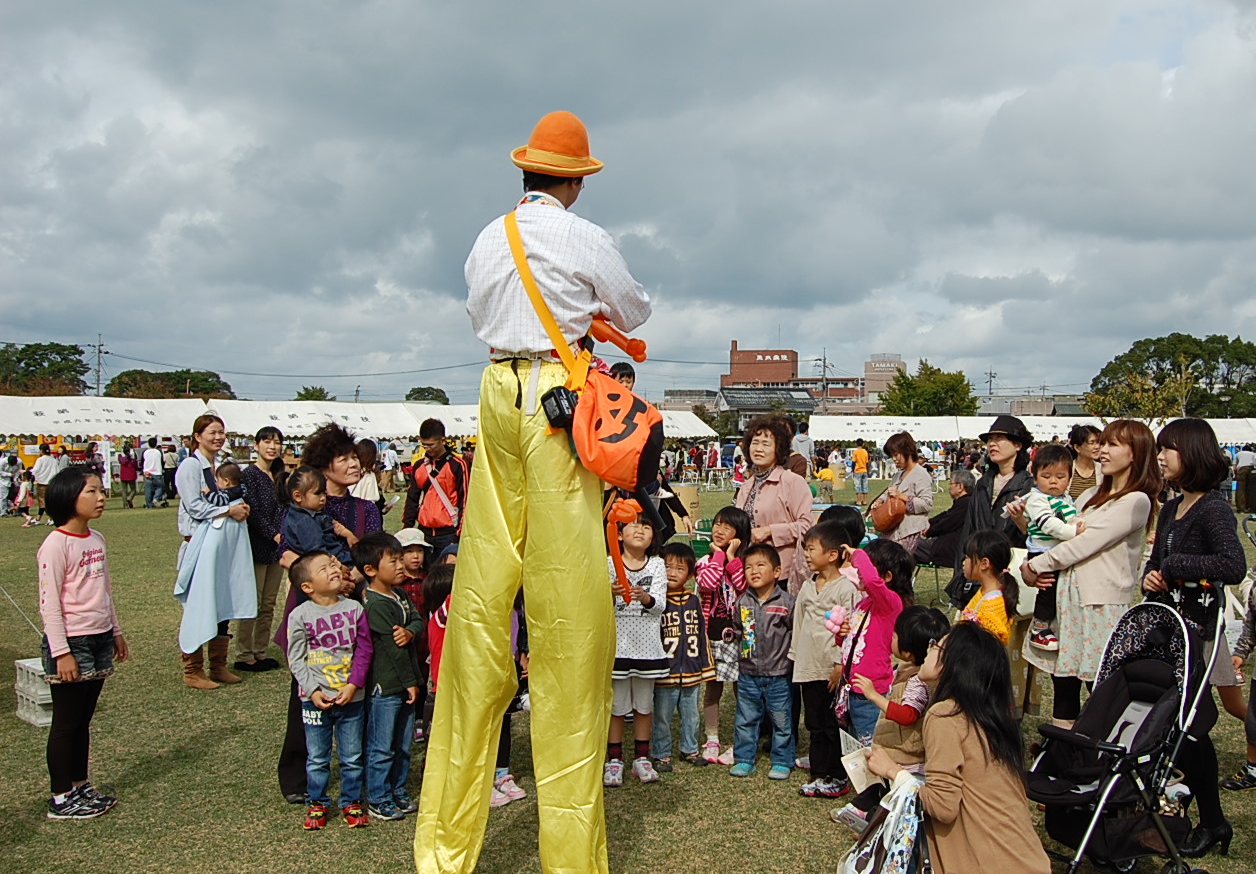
205, 400, 427, 439
0, 394, 208, 438
809, 416, 961, 444
660, 410, 718, 439
402, 404, 480, 437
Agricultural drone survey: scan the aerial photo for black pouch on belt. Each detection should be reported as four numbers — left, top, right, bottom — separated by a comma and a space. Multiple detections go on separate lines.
541, 385, 579, 430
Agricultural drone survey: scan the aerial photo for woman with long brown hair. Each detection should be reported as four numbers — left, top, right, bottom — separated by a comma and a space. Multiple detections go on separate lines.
1021, 419, 1162, 726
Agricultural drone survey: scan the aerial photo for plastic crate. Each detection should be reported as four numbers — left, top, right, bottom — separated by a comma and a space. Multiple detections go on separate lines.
15, 658, 51, 704
16, 689, 53, 727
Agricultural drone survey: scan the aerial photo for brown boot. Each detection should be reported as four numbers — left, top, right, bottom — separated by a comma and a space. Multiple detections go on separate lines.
207, 636, 242, 684
182, 648, 220, 690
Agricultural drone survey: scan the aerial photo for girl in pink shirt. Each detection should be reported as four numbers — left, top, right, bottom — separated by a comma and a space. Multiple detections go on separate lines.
695, 505, 750, 763
37, 468, 129, 820
835, 539, 915, 743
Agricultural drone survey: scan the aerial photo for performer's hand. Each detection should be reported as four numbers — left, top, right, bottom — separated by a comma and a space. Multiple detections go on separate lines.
332, 683, 358, 706
392, 625, 414, 647
311, 689, 335, 710
405, 685, 418, 705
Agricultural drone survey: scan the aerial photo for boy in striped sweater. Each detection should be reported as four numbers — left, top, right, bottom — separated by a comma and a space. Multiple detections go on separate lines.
1024, 444, 1084, 651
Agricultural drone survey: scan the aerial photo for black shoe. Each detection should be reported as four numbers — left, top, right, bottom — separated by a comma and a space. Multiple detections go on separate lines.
1179, 819, 1232, 858
1220, 766, 1256, 791
679, 752, 708, 767
284, 792, 306, 805
255, 657, 281, 671
653, 758, 674, 773
233, 660, 263, 672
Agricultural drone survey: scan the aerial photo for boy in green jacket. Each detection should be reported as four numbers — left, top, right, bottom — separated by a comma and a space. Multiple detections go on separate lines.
354, 531, 424, 822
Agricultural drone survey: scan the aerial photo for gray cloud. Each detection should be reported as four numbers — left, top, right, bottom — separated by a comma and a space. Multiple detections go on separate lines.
3, 0, 1256, 408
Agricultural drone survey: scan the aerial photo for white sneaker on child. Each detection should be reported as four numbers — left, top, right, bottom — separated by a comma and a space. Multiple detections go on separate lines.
489, 784, 512, 808
716, 747, 735, 766
603, 759, 624, 788
632, 757, 660, 783
702, 740, 721, 763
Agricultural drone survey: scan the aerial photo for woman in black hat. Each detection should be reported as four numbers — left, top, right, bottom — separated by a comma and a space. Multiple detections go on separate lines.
945, 415, 1034, 608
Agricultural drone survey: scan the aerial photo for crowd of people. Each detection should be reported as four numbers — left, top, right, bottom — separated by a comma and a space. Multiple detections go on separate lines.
29, 404, 1256, 871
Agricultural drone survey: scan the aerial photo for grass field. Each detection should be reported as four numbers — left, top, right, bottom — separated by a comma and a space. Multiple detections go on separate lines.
1, 478, 1253, 874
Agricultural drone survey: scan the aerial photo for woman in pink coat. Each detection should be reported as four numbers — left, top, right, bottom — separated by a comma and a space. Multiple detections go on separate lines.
734, 416, 814, 594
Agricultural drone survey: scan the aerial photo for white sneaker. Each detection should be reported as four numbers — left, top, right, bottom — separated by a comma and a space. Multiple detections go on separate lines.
632, 757, 660, 783
495, 775, 527, 801
717, 746, 735, 766
489, 784, 511, 808
796, 755, 811, 770
603, 759, 624, 787
702, 740, 721, 763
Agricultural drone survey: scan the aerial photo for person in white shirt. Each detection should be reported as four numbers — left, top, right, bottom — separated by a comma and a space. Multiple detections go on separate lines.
31, 443, 59, 524
379, 442, 400, 493
416, 110, 650, 874
141, 437, 168, 509
1236, 443, 1256, 513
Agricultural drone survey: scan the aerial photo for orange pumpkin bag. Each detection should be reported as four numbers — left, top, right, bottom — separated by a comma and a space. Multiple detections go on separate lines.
504, 211, 663, 492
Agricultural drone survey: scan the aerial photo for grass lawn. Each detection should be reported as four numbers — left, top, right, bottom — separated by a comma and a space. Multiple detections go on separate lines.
0, 477, 1253, 873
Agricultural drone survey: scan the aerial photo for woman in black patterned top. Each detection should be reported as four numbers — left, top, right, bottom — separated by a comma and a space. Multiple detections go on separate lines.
1142, 417, 1247, 859
235, 427, 287, 672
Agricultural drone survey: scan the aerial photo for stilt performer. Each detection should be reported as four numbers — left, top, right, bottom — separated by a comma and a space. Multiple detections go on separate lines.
415, 111, 652, 874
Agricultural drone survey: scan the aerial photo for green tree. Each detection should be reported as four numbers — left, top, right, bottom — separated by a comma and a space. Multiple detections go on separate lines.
294, 385, 336, 401
1084, 369, 1194, 425
878, 360, 978, 416
0, 342, 90, 395
406, 385, 450, 404
1087, 333, 1256, 418
105, 369, 235, 399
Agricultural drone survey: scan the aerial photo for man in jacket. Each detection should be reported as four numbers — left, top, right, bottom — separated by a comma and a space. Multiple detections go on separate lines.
402, 419, 467, 568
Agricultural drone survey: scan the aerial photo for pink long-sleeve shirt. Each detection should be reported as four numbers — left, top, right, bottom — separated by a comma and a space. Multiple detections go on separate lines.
696, 548, 746, 621
840, 548, 903, 696
38, 528, 121, 658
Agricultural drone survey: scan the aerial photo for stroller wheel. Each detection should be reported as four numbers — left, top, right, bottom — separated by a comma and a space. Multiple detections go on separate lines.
1110, 859, 1137, 873
1158, 862, 1205, 874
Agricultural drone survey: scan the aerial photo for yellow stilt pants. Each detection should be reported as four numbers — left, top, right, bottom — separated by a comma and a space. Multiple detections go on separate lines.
415, 361, 613, 874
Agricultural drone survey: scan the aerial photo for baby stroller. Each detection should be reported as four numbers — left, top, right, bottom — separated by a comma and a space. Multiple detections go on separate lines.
1027, 600, 1223, 874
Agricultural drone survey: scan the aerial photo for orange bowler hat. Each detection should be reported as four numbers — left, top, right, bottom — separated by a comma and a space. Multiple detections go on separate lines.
511, 111, 604, 177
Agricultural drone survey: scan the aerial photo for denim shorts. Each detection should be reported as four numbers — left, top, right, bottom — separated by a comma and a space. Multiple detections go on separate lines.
41, 631, 115, 683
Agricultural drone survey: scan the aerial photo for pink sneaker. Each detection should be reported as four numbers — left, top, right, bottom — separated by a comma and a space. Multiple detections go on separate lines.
717, 747, 735, 766
702, 740, 721, 763
495, 775, 526, 802
489, 784, 512, 808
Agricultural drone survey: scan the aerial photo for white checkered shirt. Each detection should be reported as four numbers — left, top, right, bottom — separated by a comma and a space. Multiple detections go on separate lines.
465, 192, 651, 354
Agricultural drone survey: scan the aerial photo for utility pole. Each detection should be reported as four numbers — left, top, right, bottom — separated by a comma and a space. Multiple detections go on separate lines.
354, 385, 361, 403
985, 367, 997, 396
91, 334, 106, 396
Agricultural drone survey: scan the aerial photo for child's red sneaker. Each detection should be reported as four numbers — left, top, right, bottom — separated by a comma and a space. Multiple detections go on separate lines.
303, 803, 327, 830
343, 802, 370, 828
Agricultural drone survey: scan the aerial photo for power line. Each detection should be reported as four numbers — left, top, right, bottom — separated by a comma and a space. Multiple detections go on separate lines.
107, 352, 485, 379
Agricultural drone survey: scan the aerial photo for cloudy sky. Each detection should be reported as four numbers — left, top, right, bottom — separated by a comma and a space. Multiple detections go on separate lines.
4, 1, 1256, 405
